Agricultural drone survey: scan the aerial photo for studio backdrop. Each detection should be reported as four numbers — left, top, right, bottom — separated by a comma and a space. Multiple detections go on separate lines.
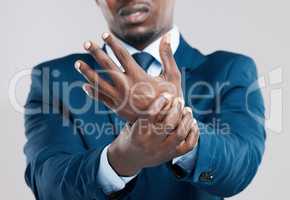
2, 0, 289, 199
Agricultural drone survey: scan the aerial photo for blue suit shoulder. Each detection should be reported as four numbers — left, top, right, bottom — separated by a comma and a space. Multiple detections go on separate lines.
34, 53, 95, 68
197, 50, 258, 84
206, 50, 257, 73
31, 53, 97, 84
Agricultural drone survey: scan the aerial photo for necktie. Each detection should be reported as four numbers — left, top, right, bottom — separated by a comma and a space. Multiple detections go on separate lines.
132, 52, 155, 72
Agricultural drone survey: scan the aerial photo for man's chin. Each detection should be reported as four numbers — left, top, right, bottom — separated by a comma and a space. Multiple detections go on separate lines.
120, 26, 158, 48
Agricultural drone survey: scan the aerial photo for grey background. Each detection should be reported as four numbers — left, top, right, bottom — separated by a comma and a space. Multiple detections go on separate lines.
2, 0, 290, 199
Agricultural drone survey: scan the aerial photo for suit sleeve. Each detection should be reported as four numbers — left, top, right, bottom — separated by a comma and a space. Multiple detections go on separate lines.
182, 56, 266, 197
23, 65, 133, 200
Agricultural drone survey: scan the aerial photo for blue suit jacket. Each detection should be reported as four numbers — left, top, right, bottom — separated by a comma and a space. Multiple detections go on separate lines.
24, 36, 265, 200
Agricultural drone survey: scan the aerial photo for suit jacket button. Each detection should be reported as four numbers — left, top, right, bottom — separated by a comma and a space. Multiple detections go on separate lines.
199, 172, 214, 182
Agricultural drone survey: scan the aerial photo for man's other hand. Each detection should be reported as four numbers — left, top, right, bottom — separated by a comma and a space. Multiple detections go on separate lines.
107, 94, 199, 177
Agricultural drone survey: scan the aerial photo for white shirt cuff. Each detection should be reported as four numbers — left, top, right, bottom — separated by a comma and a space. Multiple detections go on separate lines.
172, 142, 199, 174
97, 145, 138, 194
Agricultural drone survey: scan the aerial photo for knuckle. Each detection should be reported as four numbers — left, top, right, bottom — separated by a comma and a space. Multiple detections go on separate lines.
177, 121, 186, 132
188, 135, 198, 150
176, 131, 186, 142
164, 123, 175, 133
161, 44, 172, 55
117, 48, 128, 61
90, 43, 100, 53
184, 107, 192, 114
192, 117, 198, 125
192, 122, 199, 134
161, 49, 172, 59
91, 73, 99, 83
100, 58, 112, 68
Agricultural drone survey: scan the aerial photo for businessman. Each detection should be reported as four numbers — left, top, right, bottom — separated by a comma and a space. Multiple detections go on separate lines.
24, 0, 266, 200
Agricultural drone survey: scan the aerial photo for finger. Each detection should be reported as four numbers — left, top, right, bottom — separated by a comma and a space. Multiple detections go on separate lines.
164, 107, 192, 146
159, 33, 181, 81
154, 93, 173, 122
102, 32, 143, 74
175, 130, 196, 156
176, 119, 199, 156
75, 60, 117, 97
162, 97, 184, 133
145, 92, 172, 122
149, 93, 173, 140
191, 118, 199, 137
83, 40, 121, 73
82, 83, 115, 109
150, 122, 165, 137
174, 108, 194, 144
84, 40, 126, 86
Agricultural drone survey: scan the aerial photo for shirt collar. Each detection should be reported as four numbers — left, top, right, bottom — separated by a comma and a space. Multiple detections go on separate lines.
105, 26, 180, 67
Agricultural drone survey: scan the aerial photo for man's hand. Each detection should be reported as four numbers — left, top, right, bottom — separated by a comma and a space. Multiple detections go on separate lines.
107, 94, 199, 177
75, 33, 182, 122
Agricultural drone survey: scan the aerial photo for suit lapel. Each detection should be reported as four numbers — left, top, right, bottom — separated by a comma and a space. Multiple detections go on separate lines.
174, 35, 207, 71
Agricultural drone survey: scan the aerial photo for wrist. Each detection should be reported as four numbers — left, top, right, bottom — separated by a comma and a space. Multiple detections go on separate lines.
107, 143, 141, 177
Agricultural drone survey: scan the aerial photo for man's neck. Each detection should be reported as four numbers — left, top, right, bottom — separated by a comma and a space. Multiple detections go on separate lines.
106, 26, 180, 67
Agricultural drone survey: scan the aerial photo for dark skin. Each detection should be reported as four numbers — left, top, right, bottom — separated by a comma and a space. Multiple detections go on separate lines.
77, 33, 183, 122
108, 97, 199, 176
75, 0, 199, 177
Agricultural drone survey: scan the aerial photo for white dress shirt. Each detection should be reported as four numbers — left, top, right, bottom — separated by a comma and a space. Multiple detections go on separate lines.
97, 26, 198, 194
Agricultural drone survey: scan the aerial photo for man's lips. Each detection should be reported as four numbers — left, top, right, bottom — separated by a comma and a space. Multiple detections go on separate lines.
118, 3, 151, 24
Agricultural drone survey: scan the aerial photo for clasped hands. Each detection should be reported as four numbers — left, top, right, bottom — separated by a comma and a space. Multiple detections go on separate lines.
75, 33, 199, 176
